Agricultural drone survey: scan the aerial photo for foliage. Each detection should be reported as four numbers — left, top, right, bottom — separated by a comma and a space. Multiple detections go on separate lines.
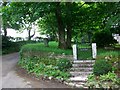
105, 3, 120, 31
93, 59, 112, 76
2, 38, 37, 55
2, 35, 13, 49
86, 72, 120, 88
99, 72, 119, 82
37, 13, 58, 41
97, 50, 120, 72
18, 56, 72, 81
2, 2, 119, 49
56, 58, 72, 71
92, 30, 117, 47
114, 44, 120, 48
19, 41, 73, 80
2, 35, 20, 54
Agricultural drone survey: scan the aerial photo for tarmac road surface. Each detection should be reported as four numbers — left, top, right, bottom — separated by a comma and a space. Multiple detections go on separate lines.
1, 52, 69, 89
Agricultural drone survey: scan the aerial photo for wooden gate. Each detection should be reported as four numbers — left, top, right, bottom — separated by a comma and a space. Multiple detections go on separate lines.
77, 42, 92, 60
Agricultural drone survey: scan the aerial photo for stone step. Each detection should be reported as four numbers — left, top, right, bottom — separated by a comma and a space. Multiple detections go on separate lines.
64, 82, 87, 88
66, 60, 94, 88
75, 82, 88, 88
72, 63, 94, 68
64, 81, 88, 88
68, 76, 88, 82
70, 67, 93, 72
75, 84, 87, 88
70, 71, 92, 77
73, 60, 95, 64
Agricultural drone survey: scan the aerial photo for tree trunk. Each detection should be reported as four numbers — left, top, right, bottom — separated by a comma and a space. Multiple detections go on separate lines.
2, 2, 7, 37
28, 30, 31, 41
55, 2, 66, 49
30, 30, 35, 40
66, 2, 72, 49
28, 29, 35, 41
3, 26, 7, 37
66, 25, 72, 49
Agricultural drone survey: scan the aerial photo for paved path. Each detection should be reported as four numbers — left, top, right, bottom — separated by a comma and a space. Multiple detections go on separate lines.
1, 52, 69, 88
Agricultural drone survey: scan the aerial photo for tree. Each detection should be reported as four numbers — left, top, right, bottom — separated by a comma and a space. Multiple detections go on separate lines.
2, 2, 42, 40
1, 2, 22, 37
55, 2, 66, 49
37, 13, 58, 41
3, 2, 119, 49
37, 2, 86, 49
1, 2, 7, 37
104, 2, 120, 32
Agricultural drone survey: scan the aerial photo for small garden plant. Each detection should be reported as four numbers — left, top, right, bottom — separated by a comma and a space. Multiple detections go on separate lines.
87, 58, 120, 88
18, 41, 74, 81
18, 56, 72, 81
86, 47, 120, 89
93, 59, 112, 76
86, 72, 120, 88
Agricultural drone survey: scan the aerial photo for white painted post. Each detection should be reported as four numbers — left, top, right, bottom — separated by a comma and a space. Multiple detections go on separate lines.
72, 44, 77, 60
92, 43, 97, 59
118, 36, 120, 44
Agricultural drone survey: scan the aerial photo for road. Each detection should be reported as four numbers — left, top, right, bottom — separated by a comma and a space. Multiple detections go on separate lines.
1, 52, 69, 88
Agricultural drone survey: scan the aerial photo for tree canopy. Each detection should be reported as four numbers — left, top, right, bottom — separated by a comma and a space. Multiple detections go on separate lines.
1, 2, 119, 49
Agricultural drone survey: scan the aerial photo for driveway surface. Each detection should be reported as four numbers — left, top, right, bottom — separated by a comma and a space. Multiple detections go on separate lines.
1, 52, 69, 89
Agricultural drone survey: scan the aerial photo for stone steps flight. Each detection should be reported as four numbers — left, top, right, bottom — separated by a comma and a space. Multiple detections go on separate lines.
65, 60, 95, 88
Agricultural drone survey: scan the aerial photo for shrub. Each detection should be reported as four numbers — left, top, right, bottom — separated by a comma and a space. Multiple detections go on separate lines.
86, 72, 120, 88
56, 58, 72, 71
2, 35, 20, 54
2, 35, 12, 49
92, 30, 117, 47
93, 60, 112, 76
97, 51, 119, 72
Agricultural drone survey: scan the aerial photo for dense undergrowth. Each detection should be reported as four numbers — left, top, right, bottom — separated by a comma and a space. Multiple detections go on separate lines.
18, 56, 72, 81
86, 72, 120, 88
19, 41, 73, 81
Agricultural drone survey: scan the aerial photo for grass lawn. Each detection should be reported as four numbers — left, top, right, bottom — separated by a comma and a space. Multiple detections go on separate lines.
20, 41, 120, 60
21, 41, 72, 55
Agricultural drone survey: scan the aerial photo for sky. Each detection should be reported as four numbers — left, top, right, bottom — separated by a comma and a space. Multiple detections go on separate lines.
6, 28, 49, 40
7, 28, 40, 39
5, 21, 48, 39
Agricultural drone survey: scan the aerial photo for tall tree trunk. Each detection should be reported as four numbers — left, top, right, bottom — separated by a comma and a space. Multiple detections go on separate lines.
2, 2, 7, 37
66, 25, 72, 49
66, 2, 72, 49
3, 26, 7, 37
55, 2, 66, 49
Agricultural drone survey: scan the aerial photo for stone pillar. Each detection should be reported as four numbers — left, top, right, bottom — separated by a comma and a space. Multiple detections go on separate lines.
92, 43, 97, 59
72, 44, 77, 60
